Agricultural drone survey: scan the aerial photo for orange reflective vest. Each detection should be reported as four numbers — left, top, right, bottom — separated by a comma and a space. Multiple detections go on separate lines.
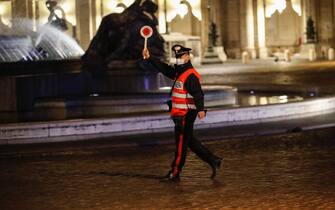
171, 68, 201, 117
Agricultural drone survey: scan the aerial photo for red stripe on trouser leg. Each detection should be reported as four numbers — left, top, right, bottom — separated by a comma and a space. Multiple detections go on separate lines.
173, 131, 183, 176
173, 118, 185, 176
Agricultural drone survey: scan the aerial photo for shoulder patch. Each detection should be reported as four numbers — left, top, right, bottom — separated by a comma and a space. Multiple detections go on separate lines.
174, 80, 183, 89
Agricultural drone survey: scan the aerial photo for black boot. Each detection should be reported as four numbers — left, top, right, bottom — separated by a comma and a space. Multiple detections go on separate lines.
210, 157, 222, 179
161, 170, 180, 182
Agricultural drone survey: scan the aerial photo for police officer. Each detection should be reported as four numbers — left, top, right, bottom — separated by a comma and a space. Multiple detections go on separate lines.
142, 45, 222, 181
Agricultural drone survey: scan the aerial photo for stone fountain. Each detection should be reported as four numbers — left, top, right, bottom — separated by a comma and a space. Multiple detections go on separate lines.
81, 0, 167, 93
0, 0, 236, 122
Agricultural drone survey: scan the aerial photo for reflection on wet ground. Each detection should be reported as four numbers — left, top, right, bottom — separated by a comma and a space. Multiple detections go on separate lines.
237, 91, 305, 106
1, 128, 335, 209
203, 68, 335, 87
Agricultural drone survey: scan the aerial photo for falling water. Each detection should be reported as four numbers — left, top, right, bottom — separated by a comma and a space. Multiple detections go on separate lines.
0, 18, 84, 62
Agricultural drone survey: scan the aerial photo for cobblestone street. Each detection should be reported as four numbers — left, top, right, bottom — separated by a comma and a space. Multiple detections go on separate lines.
2, 0, 335, 208
1, 128, 335, 210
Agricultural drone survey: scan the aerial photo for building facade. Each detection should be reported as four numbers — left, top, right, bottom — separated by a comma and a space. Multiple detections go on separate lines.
0, 0, 334, 59
212, 0, 335, 59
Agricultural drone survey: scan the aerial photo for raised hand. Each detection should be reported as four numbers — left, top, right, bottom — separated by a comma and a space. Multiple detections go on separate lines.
198, 111, 206, 119
142, 48, 150, 59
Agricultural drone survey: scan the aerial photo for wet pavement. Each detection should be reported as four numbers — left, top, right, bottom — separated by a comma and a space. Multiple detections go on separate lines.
201, 61, 335, 94
1, 128, 335, 210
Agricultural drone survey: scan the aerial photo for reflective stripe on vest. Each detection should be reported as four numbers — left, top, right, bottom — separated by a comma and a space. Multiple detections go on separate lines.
172, 103, 197, 110
171, 68, 201, 117
171, 92, 194, 99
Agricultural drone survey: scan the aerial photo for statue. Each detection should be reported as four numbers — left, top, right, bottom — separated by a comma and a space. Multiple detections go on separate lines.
209, 22, 219, 47
306, 16, 316, 43
46, 0, 68, 31
81, 0, 165, 73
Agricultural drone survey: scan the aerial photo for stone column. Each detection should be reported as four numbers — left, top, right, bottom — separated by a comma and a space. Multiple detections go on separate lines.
316, 0, 334, 58
76, 0, 94, 50
300, 0, 321, 59
309, 0, 318, 42
202, 0, 224, 51
246, 0, 256, 58
94, 0, 102, 31
11, 0, 34, 30
91, 0, 97, 33
201, 0, 209, 53
12, 0, 28, 18
201, 0, 223, 64
212, 0, 223, 46
311, 0, 317, 24
256, 0, 267, 58
334, 0, 335, 47
301, 0, 307, 43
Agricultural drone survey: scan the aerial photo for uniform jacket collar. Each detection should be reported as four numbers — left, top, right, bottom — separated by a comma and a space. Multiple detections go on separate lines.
174, 61, 193, 76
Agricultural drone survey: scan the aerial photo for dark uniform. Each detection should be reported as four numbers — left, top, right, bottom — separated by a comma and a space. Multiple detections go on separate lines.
143, 45, 222, 181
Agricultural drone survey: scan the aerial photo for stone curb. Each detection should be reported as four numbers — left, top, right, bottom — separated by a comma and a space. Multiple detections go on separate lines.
1, 97, 335, 145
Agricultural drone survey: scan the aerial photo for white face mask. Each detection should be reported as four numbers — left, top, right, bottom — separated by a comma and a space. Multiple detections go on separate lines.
176, 58, 186, 65
189, 53, 194, 60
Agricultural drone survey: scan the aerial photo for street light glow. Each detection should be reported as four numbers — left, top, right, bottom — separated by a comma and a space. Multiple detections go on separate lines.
266, 0, 301, 17
0, 5, 5, 15
186, 0, 202, 20
114, 6, 125, 13
177, 3, 188, 18
0, 2, 10, 16
59, 1, 76, 25
123, 0, 135, 7
266, 0, 286, 17
0, 2, 11, 26
274, 0, 287, 13
107, 0, 118, 11
61, 2, 71, 13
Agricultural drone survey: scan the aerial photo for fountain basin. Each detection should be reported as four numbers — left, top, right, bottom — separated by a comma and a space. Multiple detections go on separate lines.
0, 59, 236, 123
32, 86, 237, 121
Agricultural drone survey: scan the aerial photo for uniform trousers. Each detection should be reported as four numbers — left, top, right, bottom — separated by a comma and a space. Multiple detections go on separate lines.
171, 110, 218, 176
